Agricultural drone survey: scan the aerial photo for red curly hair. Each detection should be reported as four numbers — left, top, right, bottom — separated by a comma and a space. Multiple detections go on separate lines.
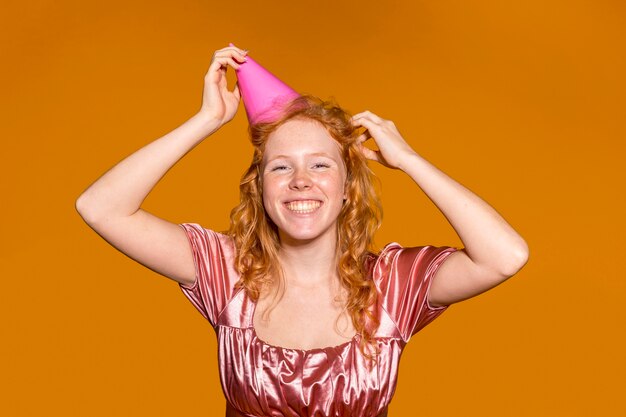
228, 95, 383, 361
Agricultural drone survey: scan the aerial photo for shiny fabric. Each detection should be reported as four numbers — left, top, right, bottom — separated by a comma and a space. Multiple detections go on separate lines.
179, 223, 457, 417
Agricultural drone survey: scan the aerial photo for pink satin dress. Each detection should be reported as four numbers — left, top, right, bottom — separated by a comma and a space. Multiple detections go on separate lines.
179, 223, 457, 417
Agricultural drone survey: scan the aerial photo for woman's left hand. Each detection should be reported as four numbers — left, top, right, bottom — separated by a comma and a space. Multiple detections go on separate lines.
351, 111, 417, 170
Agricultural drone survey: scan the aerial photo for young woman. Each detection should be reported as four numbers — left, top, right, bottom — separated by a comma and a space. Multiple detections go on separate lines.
76, 45, 528, 417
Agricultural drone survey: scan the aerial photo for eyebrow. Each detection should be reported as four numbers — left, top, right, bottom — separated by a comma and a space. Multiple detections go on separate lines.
266, 152, 336, 163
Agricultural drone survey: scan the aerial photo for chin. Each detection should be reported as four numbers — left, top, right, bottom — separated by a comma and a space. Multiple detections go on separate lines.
280, 232, 318, 244
278, 227, 336, 245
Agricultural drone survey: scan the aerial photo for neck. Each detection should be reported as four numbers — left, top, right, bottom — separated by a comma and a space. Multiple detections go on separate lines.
277, 233, 340, 289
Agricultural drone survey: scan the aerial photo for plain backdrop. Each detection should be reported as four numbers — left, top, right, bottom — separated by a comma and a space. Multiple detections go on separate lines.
1, 1, 624, 416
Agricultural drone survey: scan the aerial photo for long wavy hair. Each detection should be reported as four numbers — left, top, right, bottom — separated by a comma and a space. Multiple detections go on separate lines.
228, 95, 383, 360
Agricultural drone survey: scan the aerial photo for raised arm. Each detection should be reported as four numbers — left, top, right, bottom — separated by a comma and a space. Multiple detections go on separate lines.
351, 111, 529, 306
75, 45, 248, 286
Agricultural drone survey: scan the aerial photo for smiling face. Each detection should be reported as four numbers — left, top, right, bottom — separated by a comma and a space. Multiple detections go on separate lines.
261, 118, 347, 246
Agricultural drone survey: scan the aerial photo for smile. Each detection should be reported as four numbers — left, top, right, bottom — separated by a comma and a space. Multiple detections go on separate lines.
285, 200, 322, 214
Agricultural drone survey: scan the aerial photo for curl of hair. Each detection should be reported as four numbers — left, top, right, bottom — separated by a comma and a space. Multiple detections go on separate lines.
228, 95, 383, 363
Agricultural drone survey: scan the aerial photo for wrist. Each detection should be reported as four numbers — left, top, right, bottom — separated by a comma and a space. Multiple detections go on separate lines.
192, 111, 224, 136
395, 150, 420, 172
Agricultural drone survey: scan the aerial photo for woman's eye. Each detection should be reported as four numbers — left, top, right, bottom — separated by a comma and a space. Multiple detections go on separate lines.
271, 165, 289, 171
313, 163, 330, 169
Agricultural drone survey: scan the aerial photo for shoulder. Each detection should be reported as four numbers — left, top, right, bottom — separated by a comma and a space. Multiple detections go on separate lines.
178, 223, 239, 294
180, 223, 235, 258
366, 242, 458, 340
367, 242, 457, 284
177, 223, 240, 326
180, 223, 233, 244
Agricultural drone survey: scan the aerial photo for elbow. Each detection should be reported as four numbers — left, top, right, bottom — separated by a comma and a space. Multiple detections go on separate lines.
75, 192, 100, 225
500, 239, 530, 278
75, 193, 90, 222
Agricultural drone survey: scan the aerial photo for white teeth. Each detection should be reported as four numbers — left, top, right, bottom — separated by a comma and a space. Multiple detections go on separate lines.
286, 200, 321, 213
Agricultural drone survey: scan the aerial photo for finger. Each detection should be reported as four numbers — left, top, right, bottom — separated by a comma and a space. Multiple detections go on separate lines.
213, 47, 248, 63
221, 44, 248, 55
356, 131, 371, 144
221, 44, 249, 56
227, 43, 248, 55
225, 57, 242, 69
214, 54, 245, 65
211, 56, 242, 70
233, 52, 248, 63
232, 82, 241, 100
352, 110, 384, 124
215, 50, 248, 64
358, 144, 381, 163
217, 71, 228, 89
351, 114, 379, 131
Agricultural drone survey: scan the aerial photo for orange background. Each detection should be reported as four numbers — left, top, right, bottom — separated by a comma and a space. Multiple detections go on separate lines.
1, 1, 624, 416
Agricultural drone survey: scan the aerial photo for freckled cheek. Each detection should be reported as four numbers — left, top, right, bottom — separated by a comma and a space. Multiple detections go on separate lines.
261, 178, 286, 205
317, 176, 346, 197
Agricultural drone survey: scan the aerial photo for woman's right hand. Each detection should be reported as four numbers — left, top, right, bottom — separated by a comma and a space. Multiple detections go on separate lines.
198, 45, 248, 127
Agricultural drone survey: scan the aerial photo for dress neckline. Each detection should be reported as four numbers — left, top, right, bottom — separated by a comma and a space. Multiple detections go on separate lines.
248, 292, 360, 354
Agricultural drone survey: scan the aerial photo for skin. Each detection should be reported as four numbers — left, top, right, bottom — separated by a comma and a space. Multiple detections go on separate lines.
75, 46, 247, 287
253, 118, 357, 349
75, 44, 528, 351
350, 115, 529, 306
261, 118, 347, 247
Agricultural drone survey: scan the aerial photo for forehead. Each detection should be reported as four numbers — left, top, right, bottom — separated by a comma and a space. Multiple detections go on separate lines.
263, 118, 342, 160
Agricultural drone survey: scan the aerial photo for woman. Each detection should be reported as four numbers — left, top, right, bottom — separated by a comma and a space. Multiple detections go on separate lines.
76, 45, 529, 417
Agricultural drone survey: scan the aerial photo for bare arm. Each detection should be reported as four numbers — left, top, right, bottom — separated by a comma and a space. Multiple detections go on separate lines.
76, 45, 248, 286
351, 111, 529, 306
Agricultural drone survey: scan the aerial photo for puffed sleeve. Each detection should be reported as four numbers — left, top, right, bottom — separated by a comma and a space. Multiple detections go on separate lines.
178, 223, 239, 328
373, 243, 458, 342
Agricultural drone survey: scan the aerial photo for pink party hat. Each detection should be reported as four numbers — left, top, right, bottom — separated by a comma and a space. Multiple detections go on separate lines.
233, 46, 300, 124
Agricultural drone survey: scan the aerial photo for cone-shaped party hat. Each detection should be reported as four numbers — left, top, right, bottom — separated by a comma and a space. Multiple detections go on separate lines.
233, 46, 300, 124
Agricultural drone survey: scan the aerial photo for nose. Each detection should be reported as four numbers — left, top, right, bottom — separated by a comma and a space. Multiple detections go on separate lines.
289, 168, 312, 190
